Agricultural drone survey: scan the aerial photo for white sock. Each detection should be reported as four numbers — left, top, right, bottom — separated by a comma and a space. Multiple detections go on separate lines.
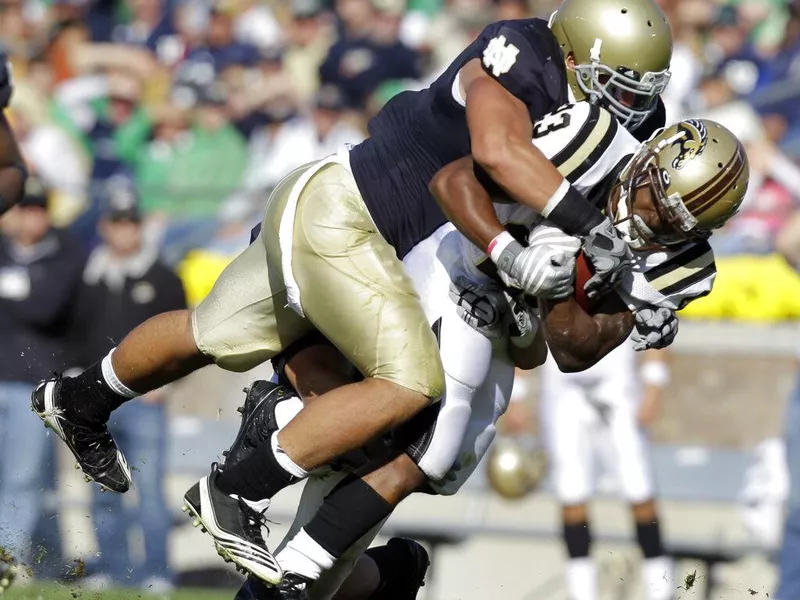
642, 556, 674, 600
101, 349, 138, 398
271, 433, 308, 479
276, 528, 336, 581
565, 557, 598, 600
275, 397, 303, 430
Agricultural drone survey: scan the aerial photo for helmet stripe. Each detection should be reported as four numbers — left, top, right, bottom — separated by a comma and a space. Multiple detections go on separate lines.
681, 151, 737, 210
687, 148, 747, 218
682, 147, 745, 217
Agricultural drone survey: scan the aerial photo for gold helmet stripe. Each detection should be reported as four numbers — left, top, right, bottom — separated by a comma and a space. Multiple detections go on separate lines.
682, 146, 746, 218
690, 147, 747, 219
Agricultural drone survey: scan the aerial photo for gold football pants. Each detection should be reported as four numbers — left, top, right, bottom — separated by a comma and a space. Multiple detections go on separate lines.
192, 160, 445, 399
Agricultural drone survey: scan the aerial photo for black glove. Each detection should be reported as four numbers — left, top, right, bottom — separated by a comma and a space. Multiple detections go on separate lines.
582, 219, 633, 300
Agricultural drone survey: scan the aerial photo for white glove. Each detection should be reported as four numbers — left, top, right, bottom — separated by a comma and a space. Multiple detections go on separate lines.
449, 280, 508, 339
495, 228, 580, 298
632, 307, 679, 351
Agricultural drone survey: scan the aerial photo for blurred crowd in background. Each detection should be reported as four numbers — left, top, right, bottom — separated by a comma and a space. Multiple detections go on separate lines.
2, 0, 800, 594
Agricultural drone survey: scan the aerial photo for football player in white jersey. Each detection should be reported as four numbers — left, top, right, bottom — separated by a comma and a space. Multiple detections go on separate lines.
539, 344, 673, 600
222, 110, 749, 599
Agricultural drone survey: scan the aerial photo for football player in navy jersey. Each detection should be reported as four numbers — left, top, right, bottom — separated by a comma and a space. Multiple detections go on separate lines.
0, 54, 28, 217
31, 0, 673, 585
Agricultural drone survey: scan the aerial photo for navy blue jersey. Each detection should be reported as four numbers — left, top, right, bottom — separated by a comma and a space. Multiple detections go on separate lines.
350, 19, 568, 259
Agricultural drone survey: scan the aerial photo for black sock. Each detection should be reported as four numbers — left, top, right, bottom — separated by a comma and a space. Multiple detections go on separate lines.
364, 540, 416, 599
305, 475, 394, 558
636, 519, 664, 559
216, 436, 296, 500
61, 361, 130, 426
563, 521, 592, 559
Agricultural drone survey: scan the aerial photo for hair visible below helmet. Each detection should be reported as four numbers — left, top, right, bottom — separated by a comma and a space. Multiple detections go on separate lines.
485, 437, 547, 500
549, 0, 673, 130
611, 119, 749, 249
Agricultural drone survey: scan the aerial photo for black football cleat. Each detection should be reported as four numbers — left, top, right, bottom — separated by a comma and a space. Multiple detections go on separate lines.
224, 381, 293, 467
31, 376, 131, 493
382, 538, 430, 600
182, 465, 282, 586
234, 572, 312, 600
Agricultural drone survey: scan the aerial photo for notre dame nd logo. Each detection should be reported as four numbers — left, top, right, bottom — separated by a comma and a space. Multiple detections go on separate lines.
670, 119, 709, 170
483, 35, 520, 77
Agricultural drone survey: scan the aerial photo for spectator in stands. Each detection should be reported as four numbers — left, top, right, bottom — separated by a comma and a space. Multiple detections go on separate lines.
0, 177, 85, 584
70, 180, 186, 594
773, 204, 800, 599
321, 0, 421, 109
284, 0, 337, 103
136, 78, 246, 265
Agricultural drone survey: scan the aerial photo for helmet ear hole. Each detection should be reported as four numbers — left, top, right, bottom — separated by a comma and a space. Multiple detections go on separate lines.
621, 7, 628, 13
647, 20, 653, 26
718, 162, 724, 168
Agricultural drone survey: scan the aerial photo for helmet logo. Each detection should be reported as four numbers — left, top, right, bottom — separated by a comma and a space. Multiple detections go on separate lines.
483, 35, 520, 77
670, 119, 709, 170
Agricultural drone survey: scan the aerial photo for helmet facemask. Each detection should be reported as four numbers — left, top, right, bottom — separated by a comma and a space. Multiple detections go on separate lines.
608, 147, 709, 251
574, 60, 671, 131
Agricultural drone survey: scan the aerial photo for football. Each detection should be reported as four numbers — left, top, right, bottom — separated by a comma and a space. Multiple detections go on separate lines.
573, 252, 631, 316
574, 251, 597, 312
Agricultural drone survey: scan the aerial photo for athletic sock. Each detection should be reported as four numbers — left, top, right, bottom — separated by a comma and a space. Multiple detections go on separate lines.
216, 433, 306, 501
275, 528, 336, 581
564, 520, 595, 600
565, 557, 598, 600
61, 350, 136, 426
637, 519, 673, 600
642, 556, 674, 600
304, 476, 394, 558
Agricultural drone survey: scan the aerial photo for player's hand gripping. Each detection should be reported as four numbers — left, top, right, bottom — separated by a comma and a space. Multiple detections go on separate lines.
449, 279, 507, 339
492, 227, 580, 299
582, 219, 633, 300
632, 307, 679, 351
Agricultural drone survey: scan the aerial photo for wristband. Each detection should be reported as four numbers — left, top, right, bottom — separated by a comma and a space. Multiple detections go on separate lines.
488, 231, 522, 274
640, 361, 670, 387
540, 181, 604, 235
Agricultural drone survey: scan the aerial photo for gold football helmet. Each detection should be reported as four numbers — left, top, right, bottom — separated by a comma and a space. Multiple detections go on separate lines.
610, 118, 749, 249
486, 437, 548, 500
549, 0, 673, 130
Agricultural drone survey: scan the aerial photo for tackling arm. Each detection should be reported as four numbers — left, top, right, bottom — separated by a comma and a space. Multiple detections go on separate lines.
539, 294, 634, 373
448, 61, 606, 251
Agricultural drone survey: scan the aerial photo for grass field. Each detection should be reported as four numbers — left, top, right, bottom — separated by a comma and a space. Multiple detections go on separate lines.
1, 585, 235, 599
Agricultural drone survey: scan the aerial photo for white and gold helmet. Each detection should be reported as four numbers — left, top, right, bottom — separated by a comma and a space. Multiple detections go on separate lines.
549, 0, 673, 130
610, 118, 749, 249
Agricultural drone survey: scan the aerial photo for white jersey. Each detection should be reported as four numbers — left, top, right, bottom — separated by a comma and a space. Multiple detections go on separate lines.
616, 239, 716, 311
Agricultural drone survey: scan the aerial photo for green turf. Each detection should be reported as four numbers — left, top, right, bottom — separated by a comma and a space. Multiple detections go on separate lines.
0, 584, 234, 599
